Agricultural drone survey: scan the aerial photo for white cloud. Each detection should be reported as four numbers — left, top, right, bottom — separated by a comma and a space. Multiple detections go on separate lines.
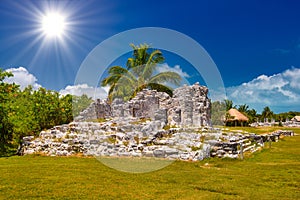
209, 87, 227, 102
156, 63, 190, 78
283, 67, 300, 90
59, 84, 108, 100
4, 67, 42, 90
226, 67, 300, 113
4, 67, 108, 100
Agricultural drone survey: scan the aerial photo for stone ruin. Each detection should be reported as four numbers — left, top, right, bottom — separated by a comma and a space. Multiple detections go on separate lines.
21, 122, 294, 160
75, 82, 211, 127
20, 82, 295, 161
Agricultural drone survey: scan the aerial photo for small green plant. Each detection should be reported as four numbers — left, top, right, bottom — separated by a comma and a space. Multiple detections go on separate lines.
163, 124, 177, 130
123, 141, 129, 147
200, 135, 205, 143
130, 118, 151, 125
111, 122, 117, 126
97, 118, 108, 123
133, 136, 139, 144
53, 138, 63, 143
191, 146, 201, 151
107, 137, 116, 144
140, 118, 151, 123
89, 118, 109, 123
163, 124, 170, 130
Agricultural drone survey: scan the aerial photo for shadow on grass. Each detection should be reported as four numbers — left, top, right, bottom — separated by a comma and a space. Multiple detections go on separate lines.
97, 156, 174, 173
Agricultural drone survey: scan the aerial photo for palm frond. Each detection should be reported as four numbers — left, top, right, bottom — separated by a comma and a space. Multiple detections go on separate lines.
147, 83, 173, 97
129, 82, 174, 100
128, 44, 151, 76
148, 72, 182, 86
108, 66, 128, 74
126, 58, 135, 70
101, 66, 128, 87
101, 74, 122, 86
117, 70, 138, 86
142, 49, 164, 80
129, 84, 147, 100
101, 43, 182, 101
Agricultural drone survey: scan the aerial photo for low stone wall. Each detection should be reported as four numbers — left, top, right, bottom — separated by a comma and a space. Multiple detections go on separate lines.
210, 130, 294, 158
21, 120, 294, 161
250, 121, 300, 128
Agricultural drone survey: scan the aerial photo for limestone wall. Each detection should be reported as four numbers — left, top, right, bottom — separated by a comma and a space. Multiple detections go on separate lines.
22, 83, 295, 160
21, 121, 294, 160
75, 83, 211, 127
169, 82, 211, 127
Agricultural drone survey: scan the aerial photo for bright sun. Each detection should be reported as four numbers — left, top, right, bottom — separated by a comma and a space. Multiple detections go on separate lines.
42, 13, 66, 38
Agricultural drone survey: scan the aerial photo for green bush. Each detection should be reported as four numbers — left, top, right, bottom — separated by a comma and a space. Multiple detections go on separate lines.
0, 69, 85, 156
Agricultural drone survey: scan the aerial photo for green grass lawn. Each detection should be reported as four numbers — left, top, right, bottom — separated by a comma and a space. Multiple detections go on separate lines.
1, 127, 299, 199
224, 126, 300, 134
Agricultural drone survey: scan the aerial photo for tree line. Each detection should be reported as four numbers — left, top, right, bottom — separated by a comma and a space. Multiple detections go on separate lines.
0, 69, 92, 156
211, 100, 300, 126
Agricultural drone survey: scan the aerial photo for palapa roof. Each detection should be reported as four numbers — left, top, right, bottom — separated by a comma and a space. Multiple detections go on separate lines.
226, 108, 249, 121
291, 116, 300, 122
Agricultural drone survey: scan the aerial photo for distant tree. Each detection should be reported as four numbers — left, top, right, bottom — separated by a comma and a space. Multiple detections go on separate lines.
59, 94, 73, 124
31, 87, 61, 129
261, 106, 274, 122
9, 86, 40, 149
0, 69, 19, 155
0, 74, 75, 156
237, 104, 259, 123
9, 86, 74, 152
224, 99, 235, 111
271, 111, 300, 122
238, 104, 249, 113
246, 109, 258, 123
72, 94, 93, 117
211, 101, 226, 126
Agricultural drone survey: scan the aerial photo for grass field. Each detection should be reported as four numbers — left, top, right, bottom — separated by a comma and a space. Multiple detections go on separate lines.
1, 127, 299, 199
224, 126, 300, 134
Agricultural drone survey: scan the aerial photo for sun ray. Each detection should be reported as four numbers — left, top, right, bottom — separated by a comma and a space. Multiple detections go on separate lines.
1, 0, 115, 90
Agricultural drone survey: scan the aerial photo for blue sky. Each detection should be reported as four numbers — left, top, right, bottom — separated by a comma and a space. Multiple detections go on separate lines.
1, 0, 300, 113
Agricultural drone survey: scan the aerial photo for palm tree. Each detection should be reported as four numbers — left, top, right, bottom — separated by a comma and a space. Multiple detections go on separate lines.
238, 104, 249, 113
224, 99, 235, 111
261, 106, 274, 122
101, 43, 182, 101
247, 108, 258, 123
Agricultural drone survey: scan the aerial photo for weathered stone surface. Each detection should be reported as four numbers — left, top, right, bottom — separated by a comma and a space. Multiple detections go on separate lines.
21, 121, 293, 161
21, 82, 295, 161
75, 83, 211, 127
153, 149, 165, 158
169, 82, 211, 127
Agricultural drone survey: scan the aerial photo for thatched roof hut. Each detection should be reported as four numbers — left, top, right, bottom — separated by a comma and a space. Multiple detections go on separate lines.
225, 108, 249, 126
227, 108, 249, 121
291, 116, 300, 122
